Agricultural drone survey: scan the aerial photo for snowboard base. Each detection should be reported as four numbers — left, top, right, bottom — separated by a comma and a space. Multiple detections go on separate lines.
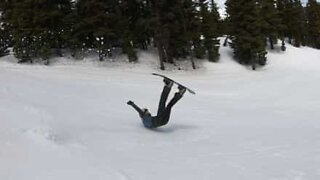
152, 73, 196, 95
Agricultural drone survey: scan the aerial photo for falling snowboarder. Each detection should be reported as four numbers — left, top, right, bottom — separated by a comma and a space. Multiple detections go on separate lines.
127, 74, 194, 128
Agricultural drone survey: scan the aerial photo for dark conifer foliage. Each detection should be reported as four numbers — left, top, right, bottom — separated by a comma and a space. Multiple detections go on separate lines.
0, 28, 10, 57
258, 0, 281, 50
0, 2, 10, 57
149, 0, 220, 69
1, 0, 320, 70
5, 0, 72, 63
8, 1, 39, 62
276, 0, 289, 51
125, 0, 152, 51
277, 0, 291, 43
225, 0, 267, 70
291, 0, 306, 47
181, 0, 202, 69
180, 0, 201, 54
306, 0, 320, 49
72, 0, 120, 60
150, 0, 200, 69
149, 0, 185, 68
278, 0, 305, 47
118, 0, 151, 62
199, 0, 220, 62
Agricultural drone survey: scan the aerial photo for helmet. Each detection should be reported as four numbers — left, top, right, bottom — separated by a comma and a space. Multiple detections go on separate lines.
143, 108, 151, 115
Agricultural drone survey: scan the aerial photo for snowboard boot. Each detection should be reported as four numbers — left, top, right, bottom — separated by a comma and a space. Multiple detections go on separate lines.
177, 85, 187, 96
163, 78, 173, 88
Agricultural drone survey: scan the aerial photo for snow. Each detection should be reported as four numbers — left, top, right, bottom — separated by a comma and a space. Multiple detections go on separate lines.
215, 0, 320, 17
1, 42, 320, 180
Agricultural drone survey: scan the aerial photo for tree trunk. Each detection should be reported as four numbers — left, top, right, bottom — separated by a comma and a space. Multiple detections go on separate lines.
150, 0, 166, 70
154, 35, 166, 70
223, 36, 228, 47
281, 39, 286, 51
269, 37, 274, 50
190, 47, 196, 70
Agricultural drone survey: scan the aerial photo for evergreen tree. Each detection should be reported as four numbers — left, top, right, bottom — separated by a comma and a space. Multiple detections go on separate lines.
7, 0, 72, 63
48, 0, 72, 57
72, 0, 120, 61
150, 0, 210, 70
0, 28, 10, 57
258, 0, 281, 49
181, 0, 202, 69
159, 0, 186, 64
0, 2, 9, 57
278, 0, 305, 47
290, 0, 306, 47
8, 1, 35, 62
165, 0, 191, 63
123, 0, 152, 51
118, 0, 143, 62
225, 0, 267, 70
199, 0, 220, 62
150, 0, 194, 68
149, 0, 168, 69
71, 0, 140, 62
276, 0, 289, 51
306, 0, 320, 48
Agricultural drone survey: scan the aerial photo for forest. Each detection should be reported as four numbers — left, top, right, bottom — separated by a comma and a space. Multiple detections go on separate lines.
0, 0, 320, 70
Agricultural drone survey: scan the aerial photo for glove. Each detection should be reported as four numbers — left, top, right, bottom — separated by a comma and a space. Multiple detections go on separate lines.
127, 100, 134, 105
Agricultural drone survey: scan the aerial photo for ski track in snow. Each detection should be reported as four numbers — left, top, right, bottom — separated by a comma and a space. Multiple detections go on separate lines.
1, 43, 320, 180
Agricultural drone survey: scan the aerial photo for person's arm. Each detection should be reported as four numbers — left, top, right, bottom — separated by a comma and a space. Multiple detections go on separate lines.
127, 101, 144, 117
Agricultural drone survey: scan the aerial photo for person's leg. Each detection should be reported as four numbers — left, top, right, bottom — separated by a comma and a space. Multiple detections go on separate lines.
155, 86, 186, 127
166, 86, 186, 108
156, 78, 173, 116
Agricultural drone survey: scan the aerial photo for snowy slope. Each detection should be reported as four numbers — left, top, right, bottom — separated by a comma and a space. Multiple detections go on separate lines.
1, 43, 320, 180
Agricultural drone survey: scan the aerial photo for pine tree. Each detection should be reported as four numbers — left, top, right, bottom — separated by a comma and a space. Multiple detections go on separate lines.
199, 0, 220, 62
118, 0, 146, 62
7, 0, 72, 63
166, 0, 192, 62
306, 0, 320, 48
71, 0, 120, 60
225, 0, 267, 70
149, 0, 180, 69
181, 0, 202, 69
278, 0, 305, 47
149, 0, 166, 70
150, 0, 216, 70
48, 0, 72, 57
258, 0, 281, 50
276, 0, 289, 51
160, 0, 186, 64
290, 0, 306, 47
123, 0, 152, 51
8, 1, 35, 62
34, 0, 72, 60
0, 28, 9, 57
0, 2, 9, 57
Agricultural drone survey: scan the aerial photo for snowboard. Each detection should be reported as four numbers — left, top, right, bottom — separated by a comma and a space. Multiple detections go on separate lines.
152, 73, 196, 95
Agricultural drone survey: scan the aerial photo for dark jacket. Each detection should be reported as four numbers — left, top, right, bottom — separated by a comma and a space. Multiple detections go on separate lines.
141, 113, 170, 128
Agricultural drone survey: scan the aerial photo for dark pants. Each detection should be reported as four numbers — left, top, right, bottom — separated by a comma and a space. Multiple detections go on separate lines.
152, 85, 184, 127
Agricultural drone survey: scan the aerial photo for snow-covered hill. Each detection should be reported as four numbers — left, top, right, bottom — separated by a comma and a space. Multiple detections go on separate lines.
1, 43, 320, 180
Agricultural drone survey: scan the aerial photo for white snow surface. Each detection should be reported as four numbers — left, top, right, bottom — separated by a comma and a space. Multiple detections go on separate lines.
1, 43, 320, 180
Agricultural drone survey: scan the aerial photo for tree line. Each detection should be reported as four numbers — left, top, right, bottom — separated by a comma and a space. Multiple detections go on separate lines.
225, 0, 320, 70
0, 0, 320, 70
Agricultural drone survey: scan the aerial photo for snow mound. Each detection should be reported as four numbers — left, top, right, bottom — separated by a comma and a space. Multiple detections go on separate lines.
23, 128, 58, 144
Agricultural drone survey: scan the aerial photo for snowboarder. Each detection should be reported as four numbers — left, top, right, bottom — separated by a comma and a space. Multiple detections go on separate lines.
127, 78, 186, 128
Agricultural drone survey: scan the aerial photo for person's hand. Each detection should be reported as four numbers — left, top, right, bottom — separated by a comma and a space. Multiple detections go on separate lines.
127, 100, 134, 105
